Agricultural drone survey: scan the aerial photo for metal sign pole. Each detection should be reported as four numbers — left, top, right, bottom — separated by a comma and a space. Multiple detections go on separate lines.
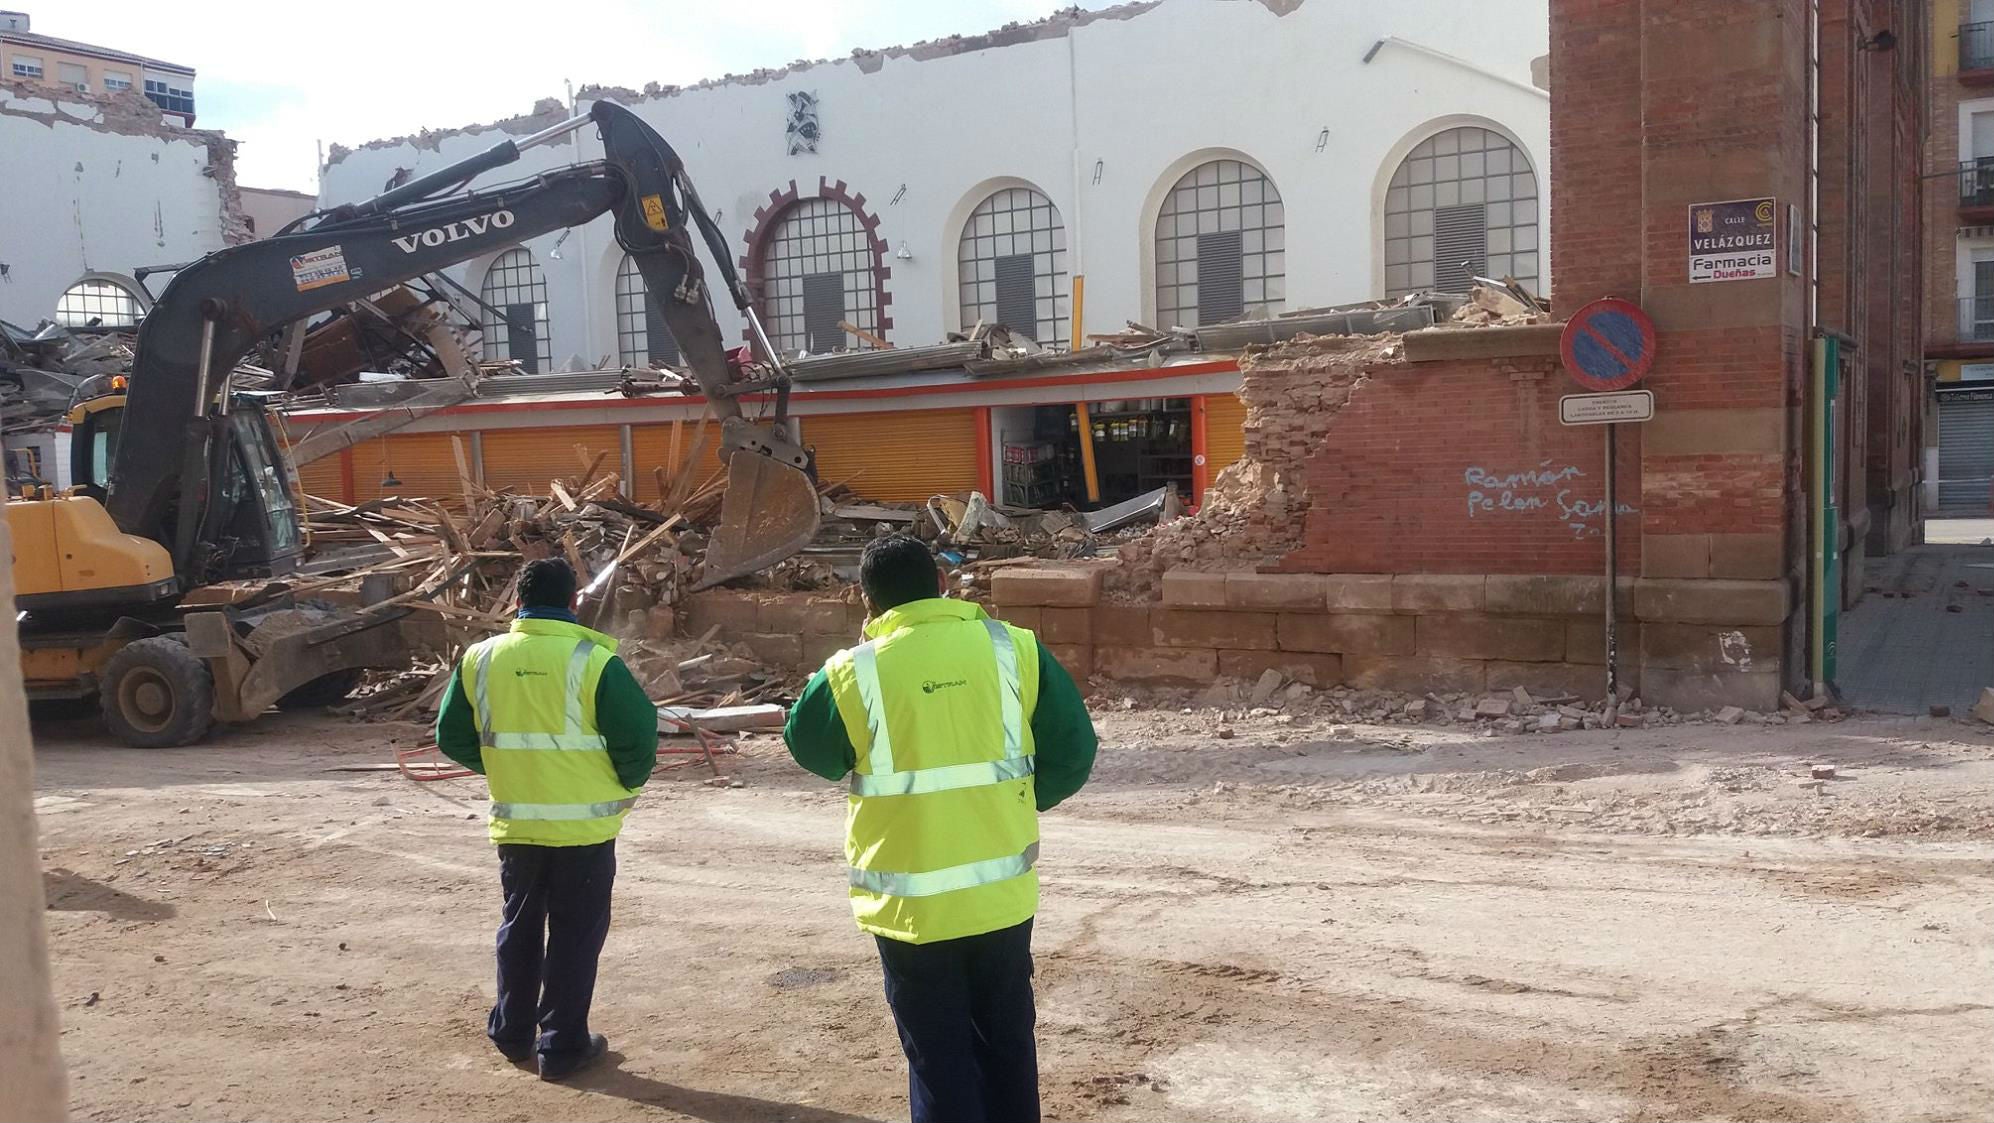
1603, 422, 1619, 724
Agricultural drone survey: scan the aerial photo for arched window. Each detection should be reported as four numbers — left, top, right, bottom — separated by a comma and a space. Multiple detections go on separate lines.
1154, 159, 1284, 329
614, 254, 680, 368
958, 187, 1068, 348
55, 278, 145, 329
1383, 126, 1540, 297
480, 248, 551, 373
758, 198, 880, 356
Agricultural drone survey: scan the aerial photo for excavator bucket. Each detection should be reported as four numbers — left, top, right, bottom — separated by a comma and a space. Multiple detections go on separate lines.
695, 450, 821, 589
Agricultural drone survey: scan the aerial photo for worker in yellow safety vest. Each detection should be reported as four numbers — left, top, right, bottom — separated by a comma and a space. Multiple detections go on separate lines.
784, 534, 1099, 1123
435, 558, 660, 1082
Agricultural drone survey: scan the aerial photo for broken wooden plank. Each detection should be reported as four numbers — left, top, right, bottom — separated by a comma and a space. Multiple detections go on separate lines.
575, 447, 611, 492
655, 703, 787, 733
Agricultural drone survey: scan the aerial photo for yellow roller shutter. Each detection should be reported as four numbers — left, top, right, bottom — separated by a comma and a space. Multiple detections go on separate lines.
630, 418, 727, 503
349, 433, 463, 504
481, 426, 621, 494
1204, 392, 1248, 477
804, 408, 980, 503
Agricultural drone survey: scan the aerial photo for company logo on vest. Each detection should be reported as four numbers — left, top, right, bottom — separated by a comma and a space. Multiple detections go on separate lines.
921, 678, 968, 695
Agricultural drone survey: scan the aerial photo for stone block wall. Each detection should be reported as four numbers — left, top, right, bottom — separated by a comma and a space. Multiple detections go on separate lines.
679, 589, 867, 670
993, 567, 1790, 711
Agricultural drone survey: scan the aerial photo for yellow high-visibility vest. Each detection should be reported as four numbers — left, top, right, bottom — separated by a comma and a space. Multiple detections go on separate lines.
461, 617, 638, 847
824, 598, 1042, 944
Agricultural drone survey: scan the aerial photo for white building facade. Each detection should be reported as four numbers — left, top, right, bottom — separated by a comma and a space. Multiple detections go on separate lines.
319, 0, 1550, 371
0, 84, 241, 331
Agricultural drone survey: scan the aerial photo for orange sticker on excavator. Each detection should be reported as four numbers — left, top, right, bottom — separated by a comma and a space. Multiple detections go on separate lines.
640, 194, 669, 232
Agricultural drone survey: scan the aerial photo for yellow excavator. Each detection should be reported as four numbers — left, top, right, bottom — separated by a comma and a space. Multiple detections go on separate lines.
8, 101, 820, 746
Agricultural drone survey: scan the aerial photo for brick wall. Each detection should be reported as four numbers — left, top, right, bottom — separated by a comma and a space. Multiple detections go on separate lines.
1271, 351, 1644, 576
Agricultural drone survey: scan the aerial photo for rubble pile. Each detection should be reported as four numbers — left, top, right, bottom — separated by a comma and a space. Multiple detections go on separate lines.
1116, 675, 1849, 735
287, 440, 748, 716
1, 323, 136, 437
1112, 332, 1398, 598
1439, 282, 1550, 328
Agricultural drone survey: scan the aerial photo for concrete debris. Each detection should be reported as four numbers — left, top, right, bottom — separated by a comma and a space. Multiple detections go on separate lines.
1512, 686, 1535, 707
1973, 688, 1994, 725
1249, 669, 1287, 706
1475, 697, 1513, 719
1716, 706, 1746, 725
1442, 282, 1548, 328
1810, 764, 1838, 781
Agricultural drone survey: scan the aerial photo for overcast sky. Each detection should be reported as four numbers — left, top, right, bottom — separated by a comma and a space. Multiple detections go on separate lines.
43, 1, 1112, 193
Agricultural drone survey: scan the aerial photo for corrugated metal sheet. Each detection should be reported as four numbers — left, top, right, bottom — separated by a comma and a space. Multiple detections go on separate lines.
1203, 392, 1248, 491
631, 420, 727, 502
349, 433, 462, 504
1939, 392, 1994, 513
481, 426, 621, 494
804, 408, 981, 502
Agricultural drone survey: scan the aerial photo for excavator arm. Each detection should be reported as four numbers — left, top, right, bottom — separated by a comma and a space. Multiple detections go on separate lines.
109, 101, 817, 588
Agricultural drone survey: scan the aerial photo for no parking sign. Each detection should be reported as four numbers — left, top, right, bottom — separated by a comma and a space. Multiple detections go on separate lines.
1559, 298, 1656, 392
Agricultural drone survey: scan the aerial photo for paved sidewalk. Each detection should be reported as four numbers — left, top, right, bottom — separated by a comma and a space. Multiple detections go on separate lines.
1839, 542, 1994, 714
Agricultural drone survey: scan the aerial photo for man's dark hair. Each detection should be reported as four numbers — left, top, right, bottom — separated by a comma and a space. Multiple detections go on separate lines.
518, 557, 578, 610
860, 534, 940, 611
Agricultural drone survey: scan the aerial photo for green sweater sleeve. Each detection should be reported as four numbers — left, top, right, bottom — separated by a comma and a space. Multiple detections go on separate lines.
433, 666, 484, 775
594, 655, 659, 790
783, 666, 857, 782
1030, 639, 1097, 811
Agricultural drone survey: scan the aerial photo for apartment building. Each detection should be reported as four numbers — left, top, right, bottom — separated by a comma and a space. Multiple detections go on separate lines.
0, 10, 194, 124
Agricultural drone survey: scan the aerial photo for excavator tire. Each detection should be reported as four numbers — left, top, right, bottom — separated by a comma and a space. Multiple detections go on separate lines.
99, 636, 215, 748
276, 668, 366, 711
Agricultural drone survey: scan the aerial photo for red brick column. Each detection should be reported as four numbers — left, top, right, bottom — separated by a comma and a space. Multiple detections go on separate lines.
1550, 0, 1810, 703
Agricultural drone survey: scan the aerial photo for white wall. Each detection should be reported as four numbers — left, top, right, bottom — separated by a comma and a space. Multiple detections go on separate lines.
0, 87, 232, 326
319, 0, 1549, 365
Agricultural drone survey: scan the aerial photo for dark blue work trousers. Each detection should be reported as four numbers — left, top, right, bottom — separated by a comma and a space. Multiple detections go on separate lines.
486, 839, 616, 1061
874, 918, 1039, 1123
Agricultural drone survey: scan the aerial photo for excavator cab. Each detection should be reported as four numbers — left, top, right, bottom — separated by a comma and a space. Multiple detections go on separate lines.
70, 392, 301, 585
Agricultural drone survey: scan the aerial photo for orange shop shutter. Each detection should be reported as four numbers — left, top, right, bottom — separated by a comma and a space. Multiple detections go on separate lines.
292, 452, 346, 502
480, 426, 621, 493
630, 418, 728, 502
348, 433, 462, 505
1203, 392, 1248, 479
802, 408, 981, 503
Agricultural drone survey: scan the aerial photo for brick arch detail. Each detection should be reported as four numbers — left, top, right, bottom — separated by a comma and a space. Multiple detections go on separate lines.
738, 177, 893, 351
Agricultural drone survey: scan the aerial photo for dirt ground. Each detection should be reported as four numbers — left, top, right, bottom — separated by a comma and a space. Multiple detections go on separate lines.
27, 700, 1994, 1123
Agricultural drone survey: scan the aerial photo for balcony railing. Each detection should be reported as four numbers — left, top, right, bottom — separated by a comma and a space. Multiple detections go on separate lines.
1958, 297, 1994, 341
1962, 158, 1994, 208
1967, 21, 1994, 72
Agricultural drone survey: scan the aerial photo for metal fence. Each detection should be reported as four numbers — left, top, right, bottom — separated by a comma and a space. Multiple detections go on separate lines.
1961, 158, 1994, 208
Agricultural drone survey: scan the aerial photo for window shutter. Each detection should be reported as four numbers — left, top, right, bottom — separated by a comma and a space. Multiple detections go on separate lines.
642, 294, 681, 365
994, 254, 1039, 340
1196, 229, 1245, 325
1433, 203, 1489, 292
502, 303, 539, 374
802, 272, 848, 353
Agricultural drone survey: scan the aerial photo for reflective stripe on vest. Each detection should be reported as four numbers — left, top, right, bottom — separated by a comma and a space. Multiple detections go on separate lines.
850, 841, 1040, 898
848, 619, 1031, 798
850, 640, 895, 775
489, 797, 639, 821
474, 638, 607, 751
